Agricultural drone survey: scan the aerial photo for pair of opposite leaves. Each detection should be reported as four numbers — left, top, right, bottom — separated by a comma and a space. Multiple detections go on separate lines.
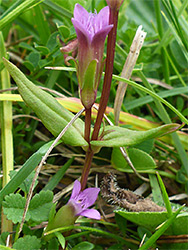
3, 58, 181, 151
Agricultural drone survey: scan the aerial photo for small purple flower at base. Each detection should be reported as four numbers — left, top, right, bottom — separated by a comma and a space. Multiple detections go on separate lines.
44, 180, 100, 239
72, 4, 113, 109
68, 180, 101, 220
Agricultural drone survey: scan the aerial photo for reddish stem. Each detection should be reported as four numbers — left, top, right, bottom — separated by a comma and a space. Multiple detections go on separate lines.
81, 107, 93, 190
91, 8, 119, 141
81, 7, 119, 190
80, 149, 94, 190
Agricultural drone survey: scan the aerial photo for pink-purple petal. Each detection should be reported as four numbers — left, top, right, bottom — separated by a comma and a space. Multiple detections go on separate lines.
95, 6, 110, 31
71, 18, 91, 45
91, 25, 113, 46
68, 199, 82, 215
70, 180, 81, 199
79, 209, 101, 220
81, 187, 100, 207
74, 3, 89, 23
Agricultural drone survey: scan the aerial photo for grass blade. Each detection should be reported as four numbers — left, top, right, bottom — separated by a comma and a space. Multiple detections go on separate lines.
161, 10, 188, 63
154, 0, 170, 84
112, 74, 188, 124
43, 0, 72, 19
33, 5, 50, 45
44, 225, 130, 245
0, 0, 23, 20
0, 31, 14, 232
0, 141, 55, 206
162, 0, 188, 51
43, 157, 74, 191
157, 173, 172, 217
125, 86, 188, 110
0, 0, 41, 30
139, 205, 184, 250
149, 174, 163, 205
137, 71, 188, 174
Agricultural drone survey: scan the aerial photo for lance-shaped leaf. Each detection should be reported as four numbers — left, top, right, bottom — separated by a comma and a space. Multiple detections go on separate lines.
90, 124, 181, 148
3, 58, 87, 147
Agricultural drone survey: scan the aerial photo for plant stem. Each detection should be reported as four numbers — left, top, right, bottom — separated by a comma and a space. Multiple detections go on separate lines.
84, 108, 91, 143
80, 7, 120, 190
80, 149, 94, 190
80, 107, 93, 190
91, 7, 119, 141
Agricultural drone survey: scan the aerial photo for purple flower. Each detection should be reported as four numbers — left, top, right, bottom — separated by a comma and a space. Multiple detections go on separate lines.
72, 4, 113, 108
72, 4, 112, 47
68, 180, 101, 220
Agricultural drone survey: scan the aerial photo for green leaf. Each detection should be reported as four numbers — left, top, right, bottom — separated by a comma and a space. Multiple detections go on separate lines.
112, 74, 188, 124
33, 5, 50, 45
29, 190, 53, 222
9, 170, 38, 194
115, 209, 188, 235
34, 44, 50, 55
23, 61, 34, 72
82, 59, 97, 90
0, 0, 39, 30
0, 61, 5, 72
134, 139, 154, 154
170, 39, 188, 69
0, 245, 15, 250
91, 124, 181, 148
46, 31, 59, 52
107, 244, 123, 250
149, 174, 163, 205
43, 158, 74, 191
157, 173, 173, 216
57, 25, 70, 40
0, 141, 55, 206
48, 237, 59, 250
3, 190, 53, 224
54, 232, 65, 249
125, 86, 188, 110
3, 193, 30, 224
48, 203, 57, 224
19, 42, 36, 52
3, 58, 87, 147
0, 232, 9, 246
115, 213, 127, 236
81, 59, 97, 108
137, 227, 152, 242
13, 235, 41, 250
112, 148, 156, 172
43, 0, 72, 19
138, 206, 185, 250
72, 241, 95, 250
27, 51, 41, 68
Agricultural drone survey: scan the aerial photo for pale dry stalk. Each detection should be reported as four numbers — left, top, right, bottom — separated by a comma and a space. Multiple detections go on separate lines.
114, 25, 147, 125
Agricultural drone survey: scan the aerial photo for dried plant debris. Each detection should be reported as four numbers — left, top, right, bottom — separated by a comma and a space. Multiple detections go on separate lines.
101, 173, 166, 212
